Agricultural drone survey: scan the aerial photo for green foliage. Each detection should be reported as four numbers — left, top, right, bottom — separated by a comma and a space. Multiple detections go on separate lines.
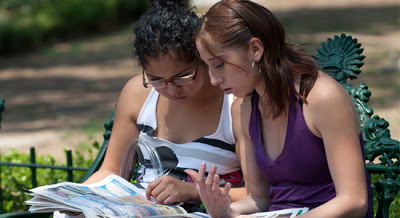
0, 0, 149, 54
0, 142, 99, 213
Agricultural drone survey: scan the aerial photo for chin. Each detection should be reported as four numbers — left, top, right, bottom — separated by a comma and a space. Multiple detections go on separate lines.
230, 90, 251, 98
231, 93, 245, 98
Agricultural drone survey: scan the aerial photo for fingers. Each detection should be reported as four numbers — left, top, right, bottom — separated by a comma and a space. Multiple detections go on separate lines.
153, 189, 169, 204
197, 162, 207, 191
184, 169, 198, 184
147, 175, 191, 204
147, 175, 179, 203
222, 182, 232, 197
186, 163, 227, 198
212, 173, 220, 192
211, 169, 231, 200
146, 176, 162, 200
205, 164, 217, 190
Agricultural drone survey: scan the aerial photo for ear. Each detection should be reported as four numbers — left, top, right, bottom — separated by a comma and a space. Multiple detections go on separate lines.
249, 37, 264, 62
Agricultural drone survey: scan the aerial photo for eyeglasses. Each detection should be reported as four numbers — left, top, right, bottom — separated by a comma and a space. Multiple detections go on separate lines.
142, 66, 198, 89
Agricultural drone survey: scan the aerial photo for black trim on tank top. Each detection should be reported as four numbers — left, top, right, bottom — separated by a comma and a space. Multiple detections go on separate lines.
193, 137, 236, 153
299, 76, 305, 111
137, 124, 155, 135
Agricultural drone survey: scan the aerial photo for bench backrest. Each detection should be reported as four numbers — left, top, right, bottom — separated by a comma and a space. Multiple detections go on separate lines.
312, 34, 400, 218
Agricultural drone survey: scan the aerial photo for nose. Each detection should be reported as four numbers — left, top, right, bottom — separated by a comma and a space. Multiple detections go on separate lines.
209, 70, 223, 86
164, 81, 180, 94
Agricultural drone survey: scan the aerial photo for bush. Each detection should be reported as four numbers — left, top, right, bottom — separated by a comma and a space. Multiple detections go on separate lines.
0, 0, 148, 54
0, 141, 99, 213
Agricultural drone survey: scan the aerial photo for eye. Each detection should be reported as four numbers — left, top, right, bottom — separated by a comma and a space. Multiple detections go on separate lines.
213, 60, 224, 69
215, 62, 224, 68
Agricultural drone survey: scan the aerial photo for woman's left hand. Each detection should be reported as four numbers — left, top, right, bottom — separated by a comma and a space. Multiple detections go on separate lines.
185, 162, 232, 218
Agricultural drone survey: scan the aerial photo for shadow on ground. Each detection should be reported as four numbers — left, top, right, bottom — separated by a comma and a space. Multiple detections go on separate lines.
0, 4, 398, 154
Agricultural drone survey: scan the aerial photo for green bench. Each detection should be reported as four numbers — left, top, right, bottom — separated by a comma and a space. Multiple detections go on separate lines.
312, 34, 399, 217
0, 34, 399, 217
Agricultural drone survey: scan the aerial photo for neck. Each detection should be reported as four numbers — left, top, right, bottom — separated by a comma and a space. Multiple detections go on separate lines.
254, 77, 267, 104
255, 79, 282, 119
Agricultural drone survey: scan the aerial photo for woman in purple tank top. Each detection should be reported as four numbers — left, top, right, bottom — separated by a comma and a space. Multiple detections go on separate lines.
186, 1, 372, 217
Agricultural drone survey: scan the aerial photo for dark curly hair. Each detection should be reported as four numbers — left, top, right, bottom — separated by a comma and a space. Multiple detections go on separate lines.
133, 0, 200, 68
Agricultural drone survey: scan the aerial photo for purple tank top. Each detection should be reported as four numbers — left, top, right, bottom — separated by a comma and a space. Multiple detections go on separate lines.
249, 91, 372, 217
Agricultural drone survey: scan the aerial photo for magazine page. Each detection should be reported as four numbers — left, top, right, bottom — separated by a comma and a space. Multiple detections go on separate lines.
250, 207, 309, 218
26, 174, 188, 217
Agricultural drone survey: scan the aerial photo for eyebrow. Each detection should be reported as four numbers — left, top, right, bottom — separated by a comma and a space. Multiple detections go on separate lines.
208, 55, 224, 62
146, 66, 193, 78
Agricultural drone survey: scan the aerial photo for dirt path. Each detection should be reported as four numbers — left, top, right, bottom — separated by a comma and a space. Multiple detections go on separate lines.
0, 0, 399, 161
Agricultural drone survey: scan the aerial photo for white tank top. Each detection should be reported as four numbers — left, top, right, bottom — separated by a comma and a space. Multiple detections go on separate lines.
135, 88, 240, 188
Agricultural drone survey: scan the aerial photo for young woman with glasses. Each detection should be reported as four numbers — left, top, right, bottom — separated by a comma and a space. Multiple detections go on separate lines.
82, 0, 245, 211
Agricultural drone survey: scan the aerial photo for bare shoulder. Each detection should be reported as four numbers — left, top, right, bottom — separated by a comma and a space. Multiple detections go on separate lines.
232, 95, 252, 121
305, 71, 360, 134
117, 74, 151, 119
123, 74, 151, 98
307, 71, 352, 108
232, 95, 252, 136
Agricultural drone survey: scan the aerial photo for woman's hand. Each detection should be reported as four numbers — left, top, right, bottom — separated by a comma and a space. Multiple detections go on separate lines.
185, 162, 232, 218
145, 174, 198, 204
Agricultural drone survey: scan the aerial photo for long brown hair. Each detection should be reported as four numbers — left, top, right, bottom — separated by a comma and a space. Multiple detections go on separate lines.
194, 0, 318, 118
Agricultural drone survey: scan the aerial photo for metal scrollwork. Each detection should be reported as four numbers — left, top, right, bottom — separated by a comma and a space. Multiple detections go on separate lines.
313, 34, 400, 218
313, 34, 365, 84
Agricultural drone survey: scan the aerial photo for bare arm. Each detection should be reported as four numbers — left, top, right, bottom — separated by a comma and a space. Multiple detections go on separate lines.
229, 97, 271, 216
186, 97, 270, 217
83, 75, 149, 184
297, 72, 368, 217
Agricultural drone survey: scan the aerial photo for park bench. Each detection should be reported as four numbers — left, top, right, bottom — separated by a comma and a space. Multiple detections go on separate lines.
0, 34, 398, 217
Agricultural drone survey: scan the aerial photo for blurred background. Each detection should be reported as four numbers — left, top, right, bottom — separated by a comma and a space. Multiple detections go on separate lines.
0, 0, 399, 161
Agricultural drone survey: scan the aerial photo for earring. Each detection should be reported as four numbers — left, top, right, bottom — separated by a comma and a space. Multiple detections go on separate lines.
251, 61, 261, 77
251, 61, 256, 76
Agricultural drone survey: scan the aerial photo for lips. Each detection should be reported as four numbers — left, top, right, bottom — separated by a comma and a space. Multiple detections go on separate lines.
223, 88, 232, 95
169, 96, 187, 102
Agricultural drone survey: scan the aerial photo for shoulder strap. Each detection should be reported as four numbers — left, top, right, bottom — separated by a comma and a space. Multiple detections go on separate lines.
298, 76, 305, 111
